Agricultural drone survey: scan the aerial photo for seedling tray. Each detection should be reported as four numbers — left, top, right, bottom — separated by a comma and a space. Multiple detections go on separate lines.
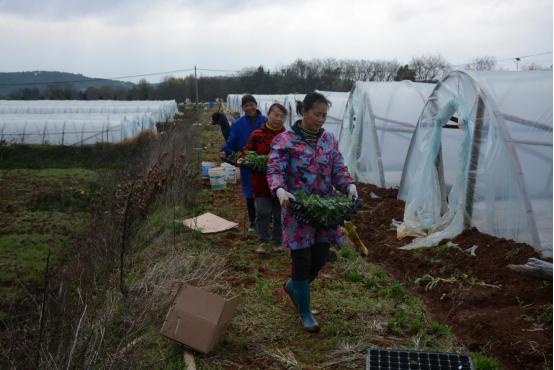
366, 348, 473, 370
290, 196, 362, 230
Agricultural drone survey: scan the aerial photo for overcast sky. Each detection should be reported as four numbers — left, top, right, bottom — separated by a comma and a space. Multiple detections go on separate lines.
0, 0, 552, 82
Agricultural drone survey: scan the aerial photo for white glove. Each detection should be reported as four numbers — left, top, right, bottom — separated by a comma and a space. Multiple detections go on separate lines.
276, 188, 296, 207
347, 184, 358, 200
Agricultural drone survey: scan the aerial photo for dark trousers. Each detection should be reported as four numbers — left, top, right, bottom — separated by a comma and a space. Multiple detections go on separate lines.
254, 197, 282, 245
246, 197, 256, 226
290, 242, 331, 282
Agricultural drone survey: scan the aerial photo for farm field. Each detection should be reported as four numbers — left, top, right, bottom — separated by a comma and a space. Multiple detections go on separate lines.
354, 184, 552, 370
0, 167, 100, 307
0, 108, 550, 370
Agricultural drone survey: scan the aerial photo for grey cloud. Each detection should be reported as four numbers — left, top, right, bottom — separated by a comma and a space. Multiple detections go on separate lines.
0, 0, 284, 21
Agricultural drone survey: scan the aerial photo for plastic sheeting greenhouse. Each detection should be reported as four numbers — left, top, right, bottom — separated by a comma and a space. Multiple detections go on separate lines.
226, 92, 348, 137
397, 70, 552, 257
338, 81, 435, 187
282, 94, 305, 128
0, 100, 178, 145
317, 91, 349, 138
225, 94, 287, 116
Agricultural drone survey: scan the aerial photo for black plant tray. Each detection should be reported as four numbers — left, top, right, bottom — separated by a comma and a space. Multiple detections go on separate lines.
290, 196, 362, 230
366, 348, 473, 370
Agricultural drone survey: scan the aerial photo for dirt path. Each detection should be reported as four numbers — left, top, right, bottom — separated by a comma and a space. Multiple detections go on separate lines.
354, 183, 552, 370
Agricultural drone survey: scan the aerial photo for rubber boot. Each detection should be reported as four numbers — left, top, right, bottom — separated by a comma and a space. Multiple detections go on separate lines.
283, 278, 297, 308
292, 280, 320, 333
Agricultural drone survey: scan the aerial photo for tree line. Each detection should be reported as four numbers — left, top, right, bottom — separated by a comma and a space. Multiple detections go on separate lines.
4, 55, 545, 102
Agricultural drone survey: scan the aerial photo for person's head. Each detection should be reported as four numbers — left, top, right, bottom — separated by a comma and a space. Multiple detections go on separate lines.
211, 112, 223, 125
296, 92, 331, 131
266, 103, 287, 130
241, 94, 258, 117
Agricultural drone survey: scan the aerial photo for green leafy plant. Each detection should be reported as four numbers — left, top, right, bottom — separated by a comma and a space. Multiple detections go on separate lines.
243, 151, 268, 172
294, 191, 355, 228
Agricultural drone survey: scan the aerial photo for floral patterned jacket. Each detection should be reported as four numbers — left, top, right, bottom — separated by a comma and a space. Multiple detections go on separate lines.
267, 121, 353, 250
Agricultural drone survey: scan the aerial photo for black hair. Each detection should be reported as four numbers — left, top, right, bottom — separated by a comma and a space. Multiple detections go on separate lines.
241, 94, 257, 107
267, 102, 288, 116
211, 112, 225, 125
295, 92, 331, 116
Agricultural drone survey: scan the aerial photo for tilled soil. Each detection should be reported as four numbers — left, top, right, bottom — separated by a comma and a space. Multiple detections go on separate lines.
354, 183, 552, 370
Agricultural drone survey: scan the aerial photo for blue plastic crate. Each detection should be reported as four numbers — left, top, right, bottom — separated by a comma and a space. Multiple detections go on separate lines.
366, 348, 473, 370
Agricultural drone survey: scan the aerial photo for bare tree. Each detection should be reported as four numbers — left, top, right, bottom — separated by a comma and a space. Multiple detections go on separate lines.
521, 62, 545, 71
409, 54, 451, 81
465, 56, 498, 71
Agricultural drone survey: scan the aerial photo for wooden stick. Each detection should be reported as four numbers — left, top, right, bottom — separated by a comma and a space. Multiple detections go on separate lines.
184, 350, 196, 370
343, 221, 368, 256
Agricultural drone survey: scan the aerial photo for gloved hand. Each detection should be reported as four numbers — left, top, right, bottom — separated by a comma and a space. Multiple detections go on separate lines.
347, 184, 358, 200
276, 188, 296, 208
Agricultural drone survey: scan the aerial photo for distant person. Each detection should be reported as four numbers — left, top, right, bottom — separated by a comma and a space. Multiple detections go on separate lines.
267, 92, 356, 333
238, 103, 287, 254
220, 95, 267, 231
211, 112, 230, 141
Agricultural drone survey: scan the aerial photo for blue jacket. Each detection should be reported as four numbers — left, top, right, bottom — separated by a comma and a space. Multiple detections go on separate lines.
221, 110, 267, 198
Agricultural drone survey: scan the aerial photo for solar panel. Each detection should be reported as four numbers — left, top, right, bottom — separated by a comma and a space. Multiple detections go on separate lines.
366, 349, 473, 370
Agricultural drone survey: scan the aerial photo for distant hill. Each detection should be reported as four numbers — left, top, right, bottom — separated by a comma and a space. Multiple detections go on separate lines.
0, 71, 135, 98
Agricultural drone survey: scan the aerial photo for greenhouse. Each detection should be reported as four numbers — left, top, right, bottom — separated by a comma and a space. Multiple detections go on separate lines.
282, 94, 306, 128
224, 94, 288, 116
226, 92, 349, 137
0, 100, 178, 145
397, 70, 552, 257
338, 81, 435, 187
317, 90, 349, 138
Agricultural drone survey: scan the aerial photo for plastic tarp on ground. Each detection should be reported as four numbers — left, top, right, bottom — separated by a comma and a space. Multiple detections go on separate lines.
338, 81, 435, 187
0, 100, 178, 145
397, 70, 552, 257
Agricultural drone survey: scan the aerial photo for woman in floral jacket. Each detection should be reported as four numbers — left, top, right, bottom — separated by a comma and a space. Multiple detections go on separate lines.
267, 92, 357, 332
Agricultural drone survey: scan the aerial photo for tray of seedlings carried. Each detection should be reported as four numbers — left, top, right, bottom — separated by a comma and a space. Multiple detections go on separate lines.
290, 191, 362, 230
222, 151, 268, 173
241, 151, 268, 173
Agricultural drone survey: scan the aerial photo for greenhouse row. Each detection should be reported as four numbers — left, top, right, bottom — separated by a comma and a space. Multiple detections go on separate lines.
225, 70, 553, 258
0, 100, 178, 145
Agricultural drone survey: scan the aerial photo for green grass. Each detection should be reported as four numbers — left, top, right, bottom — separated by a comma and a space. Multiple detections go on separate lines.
19, 111, 460, 368
0, 141, 150, 170
0, 167, 114, 305
471, 352, 501, 370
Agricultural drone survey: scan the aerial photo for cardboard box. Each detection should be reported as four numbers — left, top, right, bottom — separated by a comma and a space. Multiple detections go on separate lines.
160, 282, 239, 354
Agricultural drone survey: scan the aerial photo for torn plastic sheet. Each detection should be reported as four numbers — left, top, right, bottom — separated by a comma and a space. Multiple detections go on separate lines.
398, 98, 472, 250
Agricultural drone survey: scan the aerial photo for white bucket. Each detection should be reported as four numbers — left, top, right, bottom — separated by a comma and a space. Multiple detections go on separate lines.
201, 161, 216, 179
208, 167, 226, 190
221, 163, 237, 183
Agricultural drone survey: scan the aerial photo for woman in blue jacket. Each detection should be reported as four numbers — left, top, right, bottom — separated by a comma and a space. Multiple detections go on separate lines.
220, 95, 267, 230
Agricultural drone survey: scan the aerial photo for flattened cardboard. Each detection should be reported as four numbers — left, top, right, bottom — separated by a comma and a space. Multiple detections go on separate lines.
182, 212, 238, 234
160, 282, 239, 354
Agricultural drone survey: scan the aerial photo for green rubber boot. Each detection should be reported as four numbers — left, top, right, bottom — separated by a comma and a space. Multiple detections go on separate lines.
292, 280, 319, 333
283, 278, 297, 308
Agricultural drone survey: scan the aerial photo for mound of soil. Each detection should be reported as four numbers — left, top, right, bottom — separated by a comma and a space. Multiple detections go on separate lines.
354, 184, 552, 370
